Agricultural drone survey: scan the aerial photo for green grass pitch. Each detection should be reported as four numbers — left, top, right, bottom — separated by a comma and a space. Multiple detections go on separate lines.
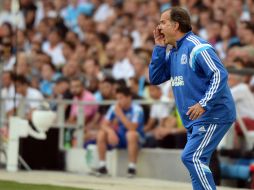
0, 180, 91, 190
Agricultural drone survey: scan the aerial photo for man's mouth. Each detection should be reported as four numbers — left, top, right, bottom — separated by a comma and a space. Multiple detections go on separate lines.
159, 31, 165, 37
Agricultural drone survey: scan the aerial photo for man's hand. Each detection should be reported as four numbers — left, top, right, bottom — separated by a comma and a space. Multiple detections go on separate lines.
153, 26, 166, 46
186, 103, 205, 120
114, 104, 124, 118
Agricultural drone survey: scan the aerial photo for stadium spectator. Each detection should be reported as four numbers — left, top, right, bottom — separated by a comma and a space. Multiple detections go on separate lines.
16, 29, 30, 52
93, 0, 115, 23
62, 40, 76, 63
128, 77, 150, 123
228, 72, 254, 148
1, 38, 15, 71
36, 18, 51, 42
94, 77, 115, 102
82, 58, 104, 83
42, 28, 65, 67
215, 24, 238, 60
112, 42, 135, 80
40, 62, 61, 97
96, 86, 144, 177
131, 54, 149, 97
63, 0, 94, 32
50, 77, 72, 119
67, 77, 97, 124
62, 58, 80, 79
14, 75, 44, 120
16, 52, 31, 78
147, 88, 186, 152
0, 0, 25, 29
1, 71, 19, 117
84, 77, 116, 147
240, 22, 254, 46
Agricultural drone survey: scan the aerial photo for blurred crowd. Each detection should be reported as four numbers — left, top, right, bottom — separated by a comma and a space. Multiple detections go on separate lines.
1, 0, 254, 150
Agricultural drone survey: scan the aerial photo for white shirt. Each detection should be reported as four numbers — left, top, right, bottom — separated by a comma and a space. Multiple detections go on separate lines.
215, 42, 226, 60
3, 56, 16, 71
1, 84, 20, 112
231, 83, 254, 119
93, 3, 114, 22
150, 96, 173, 119
0, 11, 25, 29
199, 28, 208, 41
250, 75, 254, 87
112, 58, 135, 80
42, 42, 65, 66
21, 87, 44, 114
131, 30, 142, 49
159, 80, 172, 98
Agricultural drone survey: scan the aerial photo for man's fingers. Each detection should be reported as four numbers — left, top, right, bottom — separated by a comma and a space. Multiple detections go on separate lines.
186, 106, 194, 115
187, 106, 199, 120
186, 103, 205, 120
191, 110, 204, 120
153, 29, 157, 36
189, 110, 196, 120
191, 112, 199, 120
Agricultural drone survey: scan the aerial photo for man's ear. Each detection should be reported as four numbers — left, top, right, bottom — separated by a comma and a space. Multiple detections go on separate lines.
174, 22, 179, 32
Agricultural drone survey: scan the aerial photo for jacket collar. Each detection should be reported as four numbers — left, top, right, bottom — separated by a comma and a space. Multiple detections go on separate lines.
175, 31, 193, 49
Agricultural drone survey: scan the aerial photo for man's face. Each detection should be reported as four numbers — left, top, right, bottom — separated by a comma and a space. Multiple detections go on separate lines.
115, 44, 126, 61
228, 74, 240, 88
2, 73, 12, 87
83, 59, 96, 76
15, 82, 26, 96
158, 10, 177, 45
132, 56, 144, 75
41, 64, 54, 81
55, 81, 69, 95
70, 80, 83, 96
100, 82, 113, 99
241, 28, 254, 45
149, 86, 161, 100
116, 93, 131, 110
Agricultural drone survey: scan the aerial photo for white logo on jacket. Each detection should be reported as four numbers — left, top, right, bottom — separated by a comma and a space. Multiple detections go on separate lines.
170, 76, 184, 87
181, 54, 187, 64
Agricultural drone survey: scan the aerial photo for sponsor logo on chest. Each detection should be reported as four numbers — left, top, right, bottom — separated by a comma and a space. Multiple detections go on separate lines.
170, 76, 184, 87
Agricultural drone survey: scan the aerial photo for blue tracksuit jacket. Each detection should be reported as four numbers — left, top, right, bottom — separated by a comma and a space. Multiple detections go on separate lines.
149, 31, 236, 129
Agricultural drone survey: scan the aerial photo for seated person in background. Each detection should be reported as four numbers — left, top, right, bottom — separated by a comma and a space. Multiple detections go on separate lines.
94, 77, 115, 101
228, 72, 254, 148
1, 71, 20, 118
143, 85, 174, 147
14, 75, 44, 121
67, 77, 98, 145
50, 77, 73, 119
154, 108, 187, 149
84, 77, 116, 147
96, 86, 144, 177
129, 76, 150, 124
39, 62, 61, 97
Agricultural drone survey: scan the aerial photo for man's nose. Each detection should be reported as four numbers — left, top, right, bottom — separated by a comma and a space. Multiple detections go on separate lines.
158, 24, 163, 31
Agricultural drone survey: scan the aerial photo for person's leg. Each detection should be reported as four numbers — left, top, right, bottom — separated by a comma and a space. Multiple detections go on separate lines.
126, 130, 139, 164
186, 128, 204, 189
97, 129, 107, 162
96, 127, 119, 174
181, 123, 232, 190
